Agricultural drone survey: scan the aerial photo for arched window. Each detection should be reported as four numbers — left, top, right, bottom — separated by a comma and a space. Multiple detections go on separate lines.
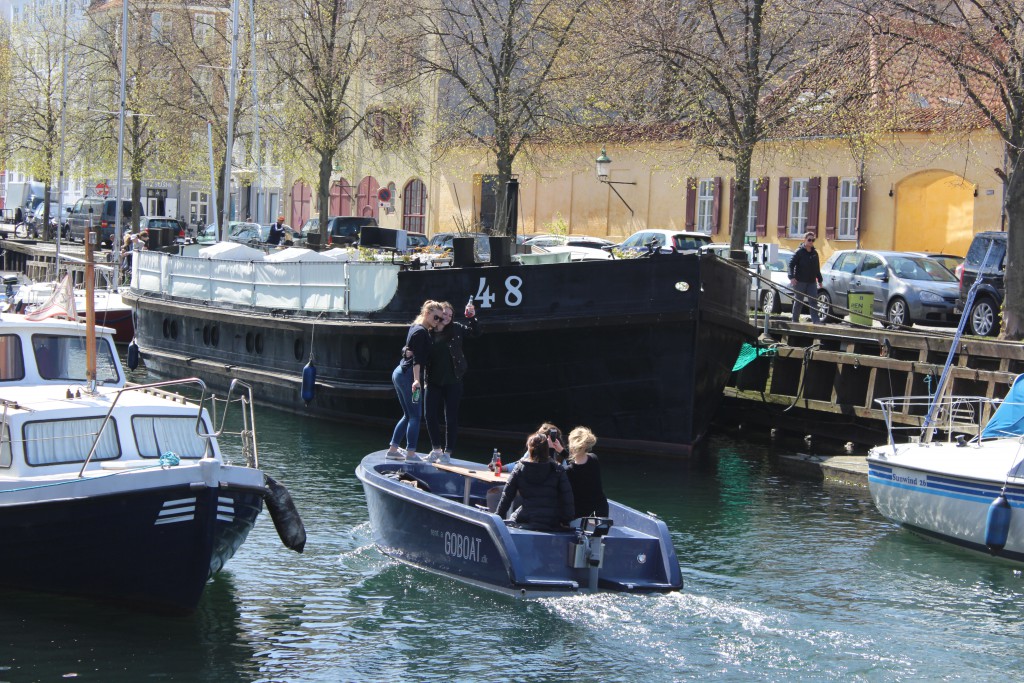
402, 178, 426, 233
289, 181, 311, 228
356, 176, 379, 219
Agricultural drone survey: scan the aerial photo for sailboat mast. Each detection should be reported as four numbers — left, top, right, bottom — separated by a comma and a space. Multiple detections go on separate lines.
56, 0, 70, 263
85, 224, 97, 392
221, 0, 241, 239
249, 0, 260, 224
113, 0, 129, 286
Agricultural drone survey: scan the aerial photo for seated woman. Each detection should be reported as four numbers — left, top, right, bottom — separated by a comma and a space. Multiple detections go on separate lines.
496, 432, 574, 530
565, 427, 609, 518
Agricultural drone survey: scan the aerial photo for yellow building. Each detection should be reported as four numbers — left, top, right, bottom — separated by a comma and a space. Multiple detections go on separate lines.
429, 127, 1004, 258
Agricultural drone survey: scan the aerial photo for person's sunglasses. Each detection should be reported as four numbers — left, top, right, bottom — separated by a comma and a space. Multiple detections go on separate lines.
806, 238, 815, 243
432, 314, 442, 322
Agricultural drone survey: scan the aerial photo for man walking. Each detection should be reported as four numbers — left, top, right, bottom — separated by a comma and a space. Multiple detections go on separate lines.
267, 215, 287, 246
789, 231, 823, 324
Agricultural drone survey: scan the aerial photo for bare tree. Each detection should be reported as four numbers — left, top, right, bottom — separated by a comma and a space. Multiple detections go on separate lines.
393, 0, 590, 236
6, 2, 85, 232
870, 1, 1024, 339
590, 0, 870, 259
266, 0, 378, 234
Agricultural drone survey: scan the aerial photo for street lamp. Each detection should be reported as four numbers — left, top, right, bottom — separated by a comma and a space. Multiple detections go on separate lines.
594, 147, 635, 217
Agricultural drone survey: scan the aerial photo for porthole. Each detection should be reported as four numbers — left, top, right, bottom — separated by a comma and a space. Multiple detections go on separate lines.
355, 340, 371, 368
162, 319, 170, 338
255, 333, 264, 354
203, 325, 211, 345
294, 338, 304, 361
245, 332, 254, 353
211, 326, 220, 347
170, 320, 178, 340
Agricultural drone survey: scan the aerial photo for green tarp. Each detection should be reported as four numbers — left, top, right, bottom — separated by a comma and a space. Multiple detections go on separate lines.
732, 342, 777, 372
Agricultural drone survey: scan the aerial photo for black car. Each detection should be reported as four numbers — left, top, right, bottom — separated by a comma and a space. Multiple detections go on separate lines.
955, 231, 1006, 336
67, 198, 143, 247
305, 216, 379, 248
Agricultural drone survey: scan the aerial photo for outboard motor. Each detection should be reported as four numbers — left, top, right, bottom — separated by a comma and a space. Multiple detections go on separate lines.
568, 516, 614, 591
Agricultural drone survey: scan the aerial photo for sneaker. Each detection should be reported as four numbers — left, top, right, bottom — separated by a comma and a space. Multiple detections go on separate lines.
426, 449, 444, 463
404, 452, 426, 462
385, 448, 406, 461
439, 451, 452, 464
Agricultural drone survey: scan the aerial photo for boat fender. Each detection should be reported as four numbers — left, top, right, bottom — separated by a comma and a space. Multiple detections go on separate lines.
127, 338, 140, 370
985, 494, 1012, 555
263, 474, 307, 553
301, 361, 316, 404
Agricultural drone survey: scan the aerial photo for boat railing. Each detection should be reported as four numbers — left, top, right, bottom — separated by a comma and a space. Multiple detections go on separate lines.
875, 394, 999, 446
133, 250, 400, 314
77, 377, 259, 476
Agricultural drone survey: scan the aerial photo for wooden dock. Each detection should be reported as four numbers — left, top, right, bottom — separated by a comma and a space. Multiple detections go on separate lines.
723, 319, 1023, 449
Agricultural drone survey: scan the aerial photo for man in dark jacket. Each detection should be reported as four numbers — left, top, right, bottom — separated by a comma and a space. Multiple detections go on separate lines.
267, 216, 287, 246
789, 231, 823, 324
496, 433, 574, 530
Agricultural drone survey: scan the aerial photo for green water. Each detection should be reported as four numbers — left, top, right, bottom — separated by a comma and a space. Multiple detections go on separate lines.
1, 406, 1022, 682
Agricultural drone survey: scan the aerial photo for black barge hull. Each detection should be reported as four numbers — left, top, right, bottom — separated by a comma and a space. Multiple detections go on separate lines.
125, 254, 751, 454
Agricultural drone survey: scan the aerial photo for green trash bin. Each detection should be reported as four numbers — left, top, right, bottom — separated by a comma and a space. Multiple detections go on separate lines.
847, 291, 874, 326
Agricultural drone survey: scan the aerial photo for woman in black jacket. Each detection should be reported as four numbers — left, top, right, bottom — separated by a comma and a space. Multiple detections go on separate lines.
496, 432, 575, 530
425, 300, 479, 463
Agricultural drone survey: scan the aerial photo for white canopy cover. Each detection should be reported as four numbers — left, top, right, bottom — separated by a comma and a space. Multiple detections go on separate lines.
198, 241, 265, 261
264, 247, 334, 263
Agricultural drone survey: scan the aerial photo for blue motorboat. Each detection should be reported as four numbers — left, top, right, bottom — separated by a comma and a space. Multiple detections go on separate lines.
356, 451, 683, 597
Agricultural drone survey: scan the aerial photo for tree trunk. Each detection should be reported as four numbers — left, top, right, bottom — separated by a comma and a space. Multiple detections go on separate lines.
318, 149, 332, 233
1003, 154, 1024, 340
730, 145, 753, 263
493, 149, 513, 236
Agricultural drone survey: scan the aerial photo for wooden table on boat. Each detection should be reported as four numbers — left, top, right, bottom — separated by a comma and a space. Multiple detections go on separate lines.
433, 463, 509, 504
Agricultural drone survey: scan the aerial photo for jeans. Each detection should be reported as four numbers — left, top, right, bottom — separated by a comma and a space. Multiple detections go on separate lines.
389, 365, 422, 452
791, 281, 821, 323
425, 382, 464, 454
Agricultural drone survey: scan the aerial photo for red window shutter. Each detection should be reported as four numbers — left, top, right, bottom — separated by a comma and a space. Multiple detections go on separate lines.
825, 176, 838, 240
777, 177, 790, 238
856, 181, 866, 236
756, 177, 769, 237
807, 177, 821, 232
711, 177, 722, 234
728, 178, 736, 231
685, 178, 696, 230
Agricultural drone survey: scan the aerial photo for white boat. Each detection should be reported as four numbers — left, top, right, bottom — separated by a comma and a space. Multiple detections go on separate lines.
868, 377, 1024, 563
0, 313, 305, 611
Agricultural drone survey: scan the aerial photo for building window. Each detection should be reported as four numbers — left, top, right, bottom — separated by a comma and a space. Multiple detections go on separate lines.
151, 12, 172, 43
189, 191, 209, 228
192, 69, 213, 103
789, 178, 809, 237
838, 178, 859, 240
195, 14, 214, 46
696, 179, 715, 234
403, 179, 426, 233
747, 179, 759, 236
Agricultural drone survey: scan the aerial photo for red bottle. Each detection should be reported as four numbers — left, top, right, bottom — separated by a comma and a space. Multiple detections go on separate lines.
494, 452, 502, 477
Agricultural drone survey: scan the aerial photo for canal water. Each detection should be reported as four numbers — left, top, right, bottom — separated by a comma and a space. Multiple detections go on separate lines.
2, 406, 1022, 682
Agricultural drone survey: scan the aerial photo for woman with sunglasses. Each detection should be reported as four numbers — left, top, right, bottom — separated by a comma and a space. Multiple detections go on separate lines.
424, 299, 479, 463
387, 301, 444, 462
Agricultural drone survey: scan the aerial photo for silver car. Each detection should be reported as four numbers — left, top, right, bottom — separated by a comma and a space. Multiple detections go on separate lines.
817, 249, 960, 327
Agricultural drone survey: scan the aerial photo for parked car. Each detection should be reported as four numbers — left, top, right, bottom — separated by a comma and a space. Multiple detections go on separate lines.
197, 221, 253, 245
817, 249, 960, 327
227, 222, 269, 246
139, 217, 187, 243
706, 244, 796, 312
955, 231, 1006, 336
607, 229, 712, 255
304, 215, 379, 248
524, 234, 616, 249
428, 232, 492, 261
912, 252, 964, 275
67, 198, 143, 247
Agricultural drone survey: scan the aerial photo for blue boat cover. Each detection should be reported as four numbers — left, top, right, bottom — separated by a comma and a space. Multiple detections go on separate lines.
982, 374, 1024, 439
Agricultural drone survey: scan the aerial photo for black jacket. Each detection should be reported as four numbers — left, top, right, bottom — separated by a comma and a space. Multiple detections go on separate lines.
431, 317, 480, 383
496, 460, 574, 530
566, 454, 609, 518
789, 246, 822, 284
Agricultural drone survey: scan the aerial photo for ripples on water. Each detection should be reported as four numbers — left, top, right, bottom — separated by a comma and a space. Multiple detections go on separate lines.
3, 412, 1024, 682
